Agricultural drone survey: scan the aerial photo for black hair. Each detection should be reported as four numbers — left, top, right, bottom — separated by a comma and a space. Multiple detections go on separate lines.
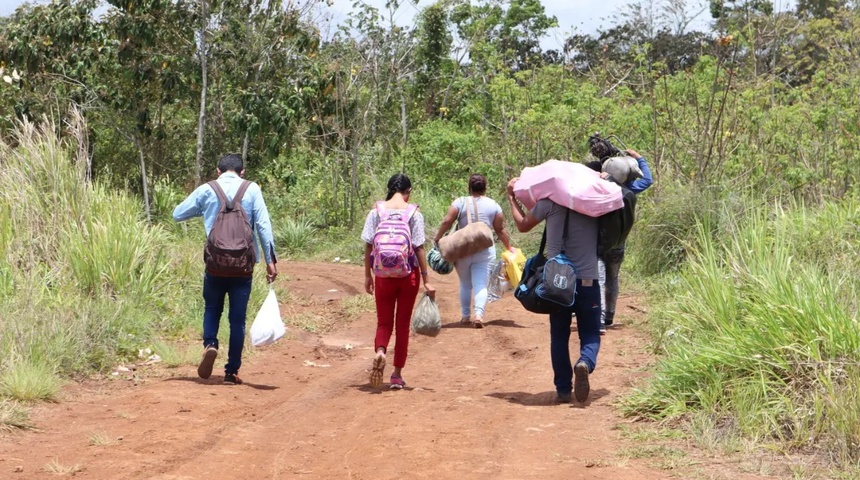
385, 173, 412, 200
584, 160, 602, 172
218, 153, 244, 173
468, 173, 487, 194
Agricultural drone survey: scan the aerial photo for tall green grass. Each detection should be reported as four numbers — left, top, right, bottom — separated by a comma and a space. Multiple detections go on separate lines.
0, 114, 201, 412
274, 217, 316, 256
623, 197, 860, 463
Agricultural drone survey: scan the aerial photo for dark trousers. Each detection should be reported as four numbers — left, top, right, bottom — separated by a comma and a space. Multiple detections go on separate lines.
548, 280, 601, 395
202, 273, 253, 375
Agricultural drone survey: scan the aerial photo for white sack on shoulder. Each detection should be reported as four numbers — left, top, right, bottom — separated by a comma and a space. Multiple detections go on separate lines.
250, 287, 286, 347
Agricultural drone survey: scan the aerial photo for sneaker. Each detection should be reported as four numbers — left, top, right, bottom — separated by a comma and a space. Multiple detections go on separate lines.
389, 375, 406, 390
473, 316, 484, 329
599, 323, 607, 336
604, 312, 615, 327
459, 316, 472, 325
197, 346, 218, 379
557, 392, 572, 404
574, 362, 590, 403
223, 373, 243, 385
369, 352, 386, 388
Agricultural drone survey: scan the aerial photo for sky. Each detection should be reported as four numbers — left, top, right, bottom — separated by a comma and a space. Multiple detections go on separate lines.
0, 0, 798, 51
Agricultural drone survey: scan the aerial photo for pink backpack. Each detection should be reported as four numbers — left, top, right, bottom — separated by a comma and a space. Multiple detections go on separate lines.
371, 202, 419, 278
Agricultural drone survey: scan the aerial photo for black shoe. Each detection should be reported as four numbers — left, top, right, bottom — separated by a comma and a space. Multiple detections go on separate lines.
557, 392, 572, 404
604, 311, 615, 327
574, 362, 590, 403
223, 373, 243, 385
197, 346, 218, 379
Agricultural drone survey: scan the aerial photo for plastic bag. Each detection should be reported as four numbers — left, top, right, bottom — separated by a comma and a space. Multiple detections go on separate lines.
501, 248, 526, 285
487, 259, 511, 304
250, 287, 286, 347
411, 293, 441, 337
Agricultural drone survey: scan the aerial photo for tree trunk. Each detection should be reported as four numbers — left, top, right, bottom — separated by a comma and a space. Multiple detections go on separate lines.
195, 0, 208, 186
400, 89, 408, 171
242, 130, 250, 162
135, 136, 152, 224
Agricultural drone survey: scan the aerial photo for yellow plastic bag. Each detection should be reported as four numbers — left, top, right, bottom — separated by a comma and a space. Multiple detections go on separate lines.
501, 248, 526, 285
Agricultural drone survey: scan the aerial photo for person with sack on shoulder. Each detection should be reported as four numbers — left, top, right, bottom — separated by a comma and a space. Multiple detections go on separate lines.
587, 148, 653, 334
172, 153, 278, 386
362, 173, 436, 390
433, 174, 514, 329
506, 177, 601, 404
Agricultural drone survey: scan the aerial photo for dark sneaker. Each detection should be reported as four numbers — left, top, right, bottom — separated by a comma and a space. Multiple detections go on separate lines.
223, 373, 243, 385
197, 346, 218, 379
574, 362, 590, 403
599, 322, 607, 336
557, 392, 572, 404
604, 311, 615, 327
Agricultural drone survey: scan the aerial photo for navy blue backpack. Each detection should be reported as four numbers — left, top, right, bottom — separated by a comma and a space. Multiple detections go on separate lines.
515, 208, 578, 314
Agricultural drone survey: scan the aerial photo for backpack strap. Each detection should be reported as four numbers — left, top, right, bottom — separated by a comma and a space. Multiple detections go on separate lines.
375, 201, 388, 222
208, 181, 229, 212
538, 225, 547, 258
232, 180, 252, 211
403, 203, 419, 223
209, 180, 250, 212
560, 208, 571, 255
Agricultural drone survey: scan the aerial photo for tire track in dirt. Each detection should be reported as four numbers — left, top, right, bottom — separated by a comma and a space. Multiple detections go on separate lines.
0, 262, 778, 480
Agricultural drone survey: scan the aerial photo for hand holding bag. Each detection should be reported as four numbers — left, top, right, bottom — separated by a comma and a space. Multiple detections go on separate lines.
411, 293, 442, 337
437, 197, 494, 263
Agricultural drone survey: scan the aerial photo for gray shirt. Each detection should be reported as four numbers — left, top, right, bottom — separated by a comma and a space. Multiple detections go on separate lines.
453, 196, 502, 229
530, 199, 599, 280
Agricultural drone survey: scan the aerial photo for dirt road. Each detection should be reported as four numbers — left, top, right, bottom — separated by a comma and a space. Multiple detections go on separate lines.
0, 262, 769, 479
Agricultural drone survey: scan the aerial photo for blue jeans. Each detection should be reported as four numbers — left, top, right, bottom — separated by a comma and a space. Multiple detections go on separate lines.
455, 247, 495, 318
202, 273, 253, 375
548, 280, 601, 395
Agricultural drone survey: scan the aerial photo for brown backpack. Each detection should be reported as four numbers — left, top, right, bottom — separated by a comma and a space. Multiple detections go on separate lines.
204, 180, 255, 276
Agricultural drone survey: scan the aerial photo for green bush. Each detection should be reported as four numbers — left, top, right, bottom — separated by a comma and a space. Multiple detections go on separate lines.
623, 198, 860, 462
275, 217, 316, 256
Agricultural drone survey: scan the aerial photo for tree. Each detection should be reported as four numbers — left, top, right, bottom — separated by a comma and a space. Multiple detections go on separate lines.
415, 1, 453, 116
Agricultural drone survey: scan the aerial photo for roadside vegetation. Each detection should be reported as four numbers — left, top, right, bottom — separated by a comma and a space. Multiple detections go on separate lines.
2, 0, 860, 475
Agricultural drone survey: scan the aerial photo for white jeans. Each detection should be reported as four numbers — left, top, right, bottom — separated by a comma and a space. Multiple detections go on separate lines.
455, 247, 495, 319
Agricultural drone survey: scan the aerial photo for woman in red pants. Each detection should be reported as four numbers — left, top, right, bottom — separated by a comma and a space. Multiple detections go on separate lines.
361, 173, 436, 390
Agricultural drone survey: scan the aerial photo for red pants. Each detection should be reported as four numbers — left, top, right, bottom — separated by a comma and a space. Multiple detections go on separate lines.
374, 270, 420, 368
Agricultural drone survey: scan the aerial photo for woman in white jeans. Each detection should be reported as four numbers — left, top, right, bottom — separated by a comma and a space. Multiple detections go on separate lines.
434, 174, 514, 328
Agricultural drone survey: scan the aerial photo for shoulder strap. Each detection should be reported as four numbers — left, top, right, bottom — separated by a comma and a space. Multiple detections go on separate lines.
208, 181, 229, 212
232, 180, 252, 211
404, 203, 419, 222
470, 197, 480, 225
375, 201, 388, 221
538, 226, 547, 258
560, 208, 571, 255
